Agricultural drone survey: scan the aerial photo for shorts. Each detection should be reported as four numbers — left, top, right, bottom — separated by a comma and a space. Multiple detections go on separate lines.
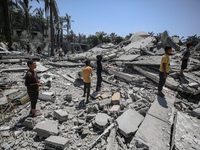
181, 59, 188, 70
28, 90, 38, 109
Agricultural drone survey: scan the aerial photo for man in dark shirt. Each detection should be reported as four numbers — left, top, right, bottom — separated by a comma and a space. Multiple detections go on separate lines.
96, 55, 102, 91
180, 43, 192, 75
27, 42, 30, 54
25, 60, 42, 117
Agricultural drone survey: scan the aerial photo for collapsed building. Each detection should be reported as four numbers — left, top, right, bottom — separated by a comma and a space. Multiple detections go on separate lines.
0, 31, 200, 150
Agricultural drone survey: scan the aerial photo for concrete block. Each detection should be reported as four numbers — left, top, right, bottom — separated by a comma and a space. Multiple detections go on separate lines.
116, 109, 144, 137
34, 120, 59, 138
64, 94, 72, 102
111, 92, 120, 105
192, 107, 200, 118
109, 105, 120, 113
100, 93, 109, 99
94, 113, 112, 129
45, 135, 69, 150
24, 117, 36, 129
188, 82, 199, 88
171, 111, 200, 150
54, 109, 68, 122
38, 92, 56, 102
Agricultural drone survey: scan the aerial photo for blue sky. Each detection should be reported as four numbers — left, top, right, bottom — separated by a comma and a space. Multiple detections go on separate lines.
30, 0, 200, 39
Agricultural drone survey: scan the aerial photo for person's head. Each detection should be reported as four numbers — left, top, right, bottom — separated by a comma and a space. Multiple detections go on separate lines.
27, 60, 36, 70
186, 43, 192, 49
85, 60, 91, 66
96, 55, 102, 61
165, 46, 172, 54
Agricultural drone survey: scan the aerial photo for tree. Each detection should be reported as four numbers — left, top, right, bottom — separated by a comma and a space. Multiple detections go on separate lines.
114, 36, 123, 44
44, 0, 59, 56
87, 35, 99, 48
0, 0, 12, 49
95, 31, 107, 43
110, 32, 117, 42
64, 13, 74, 36
125, 33, 133, 40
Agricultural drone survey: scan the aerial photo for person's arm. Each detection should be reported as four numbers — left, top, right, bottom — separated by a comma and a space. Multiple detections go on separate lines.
180, 55, 184, 61
162, 63, 167, 78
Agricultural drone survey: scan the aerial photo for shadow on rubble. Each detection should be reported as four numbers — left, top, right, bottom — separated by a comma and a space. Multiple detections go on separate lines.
9, 114, 32, 131
179, 76, 189, 84
74, 79, 84, 87
157, 96, 168, 108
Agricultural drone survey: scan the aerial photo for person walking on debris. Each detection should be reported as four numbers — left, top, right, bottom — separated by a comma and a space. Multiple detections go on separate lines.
25, 60, 43, 117
157, 46, 172, 97
96, 55, 102, 91
27, 42, 30, 53
82, 60, 92, 103
180, 43, 192, 76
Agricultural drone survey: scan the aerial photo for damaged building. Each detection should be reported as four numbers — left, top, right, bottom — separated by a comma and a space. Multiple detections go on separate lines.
0, 31, 200, 150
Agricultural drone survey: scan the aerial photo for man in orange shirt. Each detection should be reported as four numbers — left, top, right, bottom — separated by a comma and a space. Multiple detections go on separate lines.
82, 60, 92, 103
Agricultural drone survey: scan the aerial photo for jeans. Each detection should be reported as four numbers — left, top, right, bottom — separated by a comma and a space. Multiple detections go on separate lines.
84, 82, 91, 101
158, 72, 166, 92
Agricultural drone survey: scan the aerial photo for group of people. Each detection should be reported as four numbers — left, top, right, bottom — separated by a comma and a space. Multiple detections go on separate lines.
157, 43, 192, 97
25, 43, 192, 117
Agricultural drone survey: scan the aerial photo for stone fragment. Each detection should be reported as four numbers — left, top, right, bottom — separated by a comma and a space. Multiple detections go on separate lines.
45, 136, 69, 150
129, 138, 149, 150
2, 131, 10, 137
116, 109, 144, 137
0, 126, 10, 131
94, 113, 111, 129
38, 91, 56, 102
192, 108, 200, 118
34, 120, 59, 138
109, 105, 120, 114
188, 82, 199, 88
100, 93, 109, 99
106, 128, 116, 150
24, 117, 36, 129
64, 94, 72, 102
54, 109, 68, 122
111, 92, 120, 105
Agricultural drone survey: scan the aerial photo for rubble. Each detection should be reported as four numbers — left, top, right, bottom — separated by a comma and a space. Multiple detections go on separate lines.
0, 31, 200, 150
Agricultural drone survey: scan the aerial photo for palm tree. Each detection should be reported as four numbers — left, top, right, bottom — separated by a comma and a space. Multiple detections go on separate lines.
0, 0, 12, 49
65, 13, 74, 36
43, 0, 59, 56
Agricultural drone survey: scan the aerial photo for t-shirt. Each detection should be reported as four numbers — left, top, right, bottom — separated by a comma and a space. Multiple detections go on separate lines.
182, 48, 190, 59
82, 66, 93, 83
159, 54, 170, 73
97, 60, 102, 74
25, 69, 39, 91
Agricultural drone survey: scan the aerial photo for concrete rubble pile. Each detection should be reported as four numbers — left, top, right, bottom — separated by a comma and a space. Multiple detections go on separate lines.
0, 31, 200, 150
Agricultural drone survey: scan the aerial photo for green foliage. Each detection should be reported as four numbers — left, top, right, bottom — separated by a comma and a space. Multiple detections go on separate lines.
87, 35, 99, 48
114, 36, 123, 44
125, 33, 133, 40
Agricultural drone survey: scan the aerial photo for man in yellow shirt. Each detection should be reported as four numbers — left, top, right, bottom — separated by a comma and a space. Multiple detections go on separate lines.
82, 60, 92, 103
157, 46, 172, 97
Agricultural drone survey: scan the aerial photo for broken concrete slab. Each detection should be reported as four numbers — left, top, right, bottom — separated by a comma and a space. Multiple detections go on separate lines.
133, 66, 179, 91
131, 91, 175, 150
54, 109, 68, 122
191, 108, 200, 118
45, 135, 69, 150
106, 128, 117, 150
35, 62, 49, 73
171, 111, 200, 150
109, 105, 120, 114
0, 59, 21, 63
111, 92, 120, 105
129, 31, 150, 43
47, 62, 84, 67
34, 120, 59, 138
116, 109, 144, 137
94, 113, 112, 129
0, 67, 27, 73
112, 54, 139, 61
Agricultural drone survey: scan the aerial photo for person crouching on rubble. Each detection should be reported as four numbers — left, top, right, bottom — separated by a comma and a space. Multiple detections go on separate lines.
82, 60, 92, 104
96, 55, 102, 92
180, 43, 192, 76
157, 46, 172, 98
25, 60, 43, 117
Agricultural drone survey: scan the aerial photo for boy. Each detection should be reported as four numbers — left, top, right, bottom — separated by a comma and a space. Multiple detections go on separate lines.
82, 60, 92, 103
96, 55, 102, 91
180, 43, 192, 76
157, 46, 172, 97
25, 60, 43, 117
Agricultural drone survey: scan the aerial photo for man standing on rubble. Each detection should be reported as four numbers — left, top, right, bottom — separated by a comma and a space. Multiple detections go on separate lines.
180, 43, 192, 76
157, 46, 172, 97
25, 60, 43, 117
96, 55, 102, 91
27, 42, 30, 54
82, 60, 92, 103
